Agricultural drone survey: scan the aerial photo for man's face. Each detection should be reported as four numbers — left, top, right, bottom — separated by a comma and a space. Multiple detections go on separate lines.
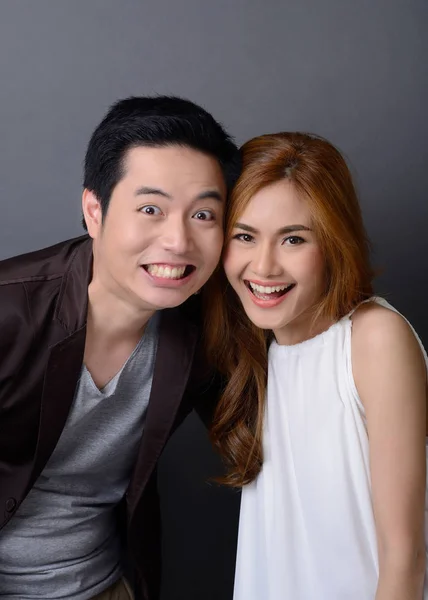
83, 145, 226, 314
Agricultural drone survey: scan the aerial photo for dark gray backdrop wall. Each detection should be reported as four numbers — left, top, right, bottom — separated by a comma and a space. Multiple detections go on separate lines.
1, 1, 427, 598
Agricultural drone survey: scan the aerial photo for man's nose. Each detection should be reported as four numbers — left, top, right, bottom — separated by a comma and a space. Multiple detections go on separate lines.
161, 217, 193, 254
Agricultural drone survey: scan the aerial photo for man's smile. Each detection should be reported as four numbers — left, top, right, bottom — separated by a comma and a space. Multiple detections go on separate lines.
141, 263, 197, 285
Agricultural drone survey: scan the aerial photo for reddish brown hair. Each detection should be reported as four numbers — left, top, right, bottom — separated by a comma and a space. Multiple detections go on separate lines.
203, 132, 374, 487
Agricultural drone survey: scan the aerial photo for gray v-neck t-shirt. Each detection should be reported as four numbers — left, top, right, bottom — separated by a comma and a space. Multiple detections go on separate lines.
0, 313, 159, 599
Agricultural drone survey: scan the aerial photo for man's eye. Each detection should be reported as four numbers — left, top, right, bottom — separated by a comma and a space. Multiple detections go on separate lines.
192, 210, 214, 221
140, 205, 162, 216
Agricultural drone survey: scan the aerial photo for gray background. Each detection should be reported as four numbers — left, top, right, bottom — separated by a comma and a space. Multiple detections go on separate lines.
1, 1, 427, 598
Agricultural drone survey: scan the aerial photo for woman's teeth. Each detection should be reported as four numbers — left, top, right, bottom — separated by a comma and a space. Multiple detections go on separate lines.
146, 264, 187, 279
249, 282, 290, 294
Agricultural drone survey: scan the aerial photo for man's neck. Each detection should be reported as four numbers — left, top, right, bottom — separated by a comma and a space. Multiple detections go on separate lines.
84, 279, 155, 390
86, 278, 154, 344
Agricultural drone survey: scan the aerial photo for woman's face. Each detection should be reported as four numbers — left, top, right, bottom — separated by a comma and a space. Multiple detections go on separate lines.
223, 179, 327, 345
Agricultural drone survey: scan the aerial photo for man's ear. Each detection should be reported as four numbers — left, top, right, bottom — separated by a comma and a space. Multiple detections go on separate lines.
82, 189, 102, 239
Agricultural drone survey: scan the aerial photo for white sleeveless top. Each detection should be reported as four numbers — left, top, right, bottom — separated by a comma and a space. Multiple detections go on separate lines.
233, 297, 428, 600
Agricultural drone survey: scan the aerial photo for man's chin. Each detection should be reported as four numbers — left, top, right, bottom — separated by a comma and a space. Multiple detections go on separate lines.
140, 288, 198, 311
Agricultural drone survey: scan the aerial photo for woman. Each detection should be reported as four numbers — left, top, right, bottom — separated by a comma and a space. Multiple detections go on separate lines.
205, 132, 428, 599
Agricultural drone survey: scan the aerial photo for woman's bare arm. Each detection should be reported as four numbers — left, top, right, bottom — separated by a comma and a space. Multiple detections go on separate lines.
352, 303, 427, 600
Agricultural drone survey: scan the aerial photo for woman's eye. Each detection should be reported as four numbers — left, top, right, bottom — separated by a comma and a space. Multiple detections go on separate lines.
233, 233, 254, 243
140, 205, 162, 216
192, 210, 214, 221
283, 235, 304, 246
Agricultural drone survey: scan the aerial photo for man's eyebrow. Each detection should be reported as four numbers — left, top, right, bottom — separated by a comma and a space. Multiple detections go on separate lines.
234, 222, 312, 234
134, 187, 223, 202
134, 186, 172, 198
195, 190, 223, 202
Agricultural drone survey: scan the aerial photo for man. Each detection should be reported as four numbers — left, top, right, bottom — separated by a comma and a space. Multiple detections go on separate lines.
0, 96, 240, 600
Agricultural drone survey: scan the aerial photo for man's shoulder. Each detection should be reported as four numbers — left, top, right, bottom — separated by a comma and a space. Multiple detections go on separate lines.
161, 293, 204, 329
156, 294, 222, 426
0, 235, 91, 286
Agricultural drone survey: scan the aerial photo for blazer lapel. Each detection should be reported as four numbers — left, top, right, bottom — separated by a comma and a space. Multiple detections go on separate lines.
29, 326, 87, 490
127, 307, 198, 515
28, 240, 92, 490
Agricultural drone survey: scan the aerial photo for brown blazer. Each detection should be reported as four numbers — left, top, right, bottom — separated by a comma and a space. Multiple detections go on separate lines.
0, 235, 220, 600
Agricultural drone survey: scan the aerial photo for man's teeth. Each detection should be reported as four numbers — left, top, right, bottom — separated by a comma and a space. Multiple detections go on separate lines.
249, 282, 290, 294
146, 264, 187, 279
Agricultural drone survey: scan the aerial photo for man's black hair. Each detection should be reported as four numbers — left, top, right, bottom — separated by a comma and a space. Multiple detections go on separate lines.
83, 95, 241, 229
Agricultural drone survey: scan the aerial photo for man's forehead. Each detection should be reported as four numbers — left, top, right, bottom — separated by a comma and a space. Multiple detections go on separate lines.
123, 144, 220, 169
120, 146, 226, 196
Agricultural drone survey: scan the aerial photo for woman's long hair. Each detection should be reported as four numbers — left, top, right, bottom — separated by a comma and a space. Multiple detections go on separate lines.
203, 132, 374, 487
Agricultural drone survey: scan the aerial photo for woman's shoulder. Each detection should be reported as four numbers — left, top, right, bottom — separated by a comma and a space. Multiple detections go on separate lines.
351, 298, 427, 400
351, 298, 413, 346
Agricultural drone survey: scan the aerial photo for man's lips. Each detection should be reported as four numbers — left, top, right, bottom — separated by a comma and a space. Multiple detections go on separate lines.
141, 263, 196, 286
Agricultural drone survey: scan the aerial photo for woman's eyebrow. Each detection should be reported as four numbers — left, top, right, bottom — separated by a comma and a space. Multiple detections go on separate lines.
234, 222, 312, 234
